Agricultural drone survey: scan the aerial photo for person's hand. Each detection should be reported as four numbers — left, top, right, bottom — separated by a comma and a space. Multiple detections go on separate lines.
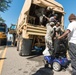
43, 14, 45, 17
57, 36, 61, 40
56, 33, 60, 37
54, 37, 56, 39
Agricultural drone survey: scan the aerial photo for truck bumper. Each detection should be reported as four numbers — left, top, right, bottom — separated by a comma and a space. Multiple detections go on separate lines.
0, 38, 7, 46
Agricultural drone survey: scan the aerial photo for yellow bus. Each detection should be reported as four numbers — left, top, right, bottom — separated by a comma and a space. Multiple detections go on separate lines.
0, 23, 7, 46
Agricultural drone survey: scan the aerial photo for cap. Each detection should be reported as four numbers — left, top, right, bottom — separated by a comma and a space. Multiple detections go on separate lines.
56, 22, 60, 25
69, 13, 76, 20
47, 7, 50, 10
54, 14, 58, 17
49, 22, 55, 26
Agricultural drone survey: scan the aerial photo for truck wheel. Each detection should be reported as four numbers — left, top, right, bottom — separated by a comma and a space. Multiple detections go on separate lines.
53, 62, 61, 71
17, 41, 22, 56
14, 41, 17, 46
20, 38, 32, 56
19, 43, 22, 56
19, 50, 22, 56
17, 41, 20, 51
17, 40, 23, 56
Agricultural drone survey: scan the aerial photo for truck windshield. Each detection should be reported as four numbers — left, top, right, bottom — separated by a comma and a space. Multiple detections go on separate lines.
10, 25, 16, 30
0, 26, 6, 32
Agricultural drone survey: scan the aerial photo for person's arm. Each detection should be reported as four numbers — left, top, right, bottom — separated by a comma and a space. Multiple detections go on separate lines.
58, 29, 71, 39
43, 15, 50, 21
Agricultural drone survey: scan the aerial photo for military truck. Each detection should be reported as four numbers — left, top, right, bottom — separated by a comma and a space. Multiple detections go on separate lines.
9, 0, 65, 56
8, 24, 17, 46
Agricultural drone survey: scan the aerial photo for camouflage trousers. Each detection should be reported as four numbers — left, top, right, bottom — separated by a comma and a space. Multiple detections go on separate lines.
45, 40, 54, 55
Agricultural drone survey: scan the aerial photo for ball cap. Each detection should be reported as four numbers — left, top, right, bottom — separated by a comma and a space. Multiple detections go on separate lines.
47, 7, 50, 10
69, 13, 76, 20
54, 14, 58, 17
56, 22, 60, 25
49, 22, 55, 26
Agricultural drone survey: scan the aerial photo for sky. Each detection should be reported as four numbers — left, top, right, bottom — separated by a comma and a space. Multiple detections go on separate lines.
0, 0, 25, 28
0, 0, 76, 39
1, 0, 76, 28
56, 0, 76, 29
0, 0, 25, 39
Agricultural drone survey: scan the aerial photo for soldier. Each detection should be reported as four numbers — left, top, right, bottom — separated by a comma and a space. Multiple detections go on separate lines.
43, 14, 58, 25
43, 22, 55, 56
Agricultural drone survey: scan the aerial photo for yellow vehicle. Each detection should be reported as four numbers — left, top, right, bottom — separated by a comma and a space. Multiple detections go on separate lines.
9, 0, 65, 56
0, 23, 7, 46
8, 24, 17, 46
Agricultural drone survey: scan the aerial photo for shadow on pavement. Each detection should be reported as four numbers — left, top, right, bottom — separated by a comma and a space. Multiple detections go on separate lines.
21, 50, 43, 58
32, 67, 54, 75
0, 58, 6, 60
27, 54, 42, 59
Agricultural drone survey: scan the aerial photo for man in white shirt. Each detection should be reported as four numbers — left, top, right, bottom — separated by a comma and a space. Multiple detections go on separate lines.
58, 13, 76, 75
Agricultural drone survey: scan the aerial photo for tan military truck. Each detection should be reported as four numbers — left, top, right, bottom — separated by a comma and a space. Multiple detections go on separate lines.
9, 0, 65, 56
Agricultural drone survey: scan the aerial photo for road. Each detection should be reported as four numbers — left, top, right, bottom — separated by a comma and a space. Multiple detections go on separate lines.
0, 46, 72, 75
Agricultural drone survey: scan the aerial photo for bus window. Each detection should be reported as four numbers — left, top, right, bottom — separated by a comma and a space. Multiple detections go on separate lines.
0, 23, 7, 32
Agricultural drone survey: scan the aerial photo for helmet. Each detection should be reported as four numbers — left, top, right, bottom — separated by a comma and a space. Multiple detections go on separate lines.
49, 22, 55, 26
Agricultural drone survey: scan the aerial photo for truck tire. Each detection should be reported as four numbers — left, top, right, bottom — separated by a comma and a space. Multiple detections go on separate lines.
20, 38, 32, 56
17, 41, 20, 51
14, 41, 17, 47
18, 41, 22, 56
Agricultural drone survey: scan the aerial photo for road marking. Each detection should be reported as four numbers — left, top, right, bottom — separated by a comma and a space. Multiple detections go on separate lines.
0, 47, 7, 75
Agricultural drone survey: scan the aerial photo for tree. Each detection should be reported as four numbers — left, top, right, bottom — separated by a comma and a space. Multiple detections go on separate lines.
0, 0, 12, 12
0, 0, 12, 22
0, 16, 5, 23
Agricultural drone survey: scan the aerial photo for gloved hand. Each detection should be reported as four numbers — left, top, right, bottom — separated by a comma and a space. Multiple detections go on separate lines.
43, 14, 45, 17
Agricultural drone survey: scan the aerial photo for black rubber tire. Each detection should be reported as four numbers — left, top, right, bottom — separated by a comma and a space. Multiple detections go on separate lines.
17, 41, 20, 51
19, 50, 22, 56
20, 38, 32, 56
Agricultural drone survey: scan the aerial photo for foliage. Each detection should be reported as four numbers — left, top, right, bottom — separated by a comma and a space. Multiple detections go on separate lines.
0, 0, 12, 22
0, 0, 12, 12
0, 16, 5, 23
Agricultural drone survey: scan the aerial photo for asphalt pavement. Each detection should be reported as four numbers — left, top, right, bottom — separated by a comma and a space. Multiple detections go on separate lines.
0, 46, 72, 75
